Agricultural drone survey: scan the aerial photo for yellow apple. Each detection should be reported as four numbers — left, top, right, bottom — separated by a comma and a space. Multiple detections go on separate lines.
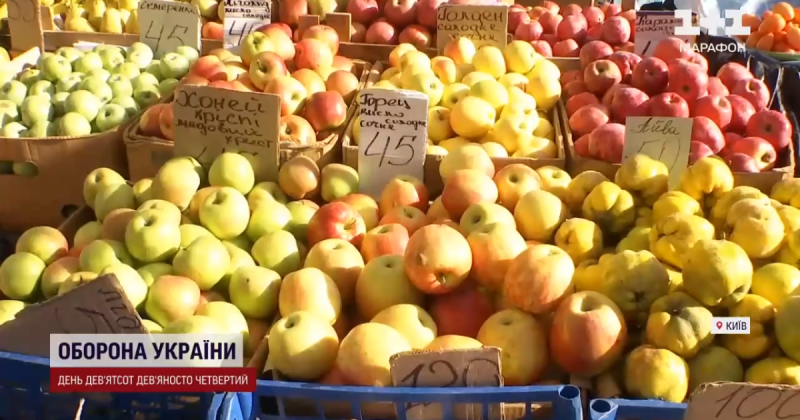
461, 71, 494, 87
514, 189, 568, 242
472, 45, 506, 79
494, 163, 542, 211
535, 166, 571, 201
526, 58, 561, 82
481, 142, 508, 157
514, 137, 558, 159
337, 323, 411, 386
427, 145, 448, 155
431, 56, 458, 85
389, 43, 417, 68
477, 308, 548, 386
439, 136, 470, 152
493, 114, 538, 154
371, 304, 437, 349
450, 96, 496, 139
428, 106, 455, 143
405, 72, 444, 107
498, 73, 530, 91
303, 238, 365, 306
443, 37, 476, 65
440, 82, 470, 110
503, 40, 540, 74
526, 76, 561, 111
400, 63, 432, 89
399, 50, 431, 70
268, 311, 339, 381
502, 87, 539, 119
534, 117, 555, 139
469, 79, 509, 114
380, 67, 400, 81
372, 80, 396, 89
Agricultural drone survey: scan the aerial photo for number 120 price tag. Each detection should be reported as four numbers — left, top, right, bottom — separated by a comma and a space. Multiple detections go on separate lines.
357, 88, 428, 198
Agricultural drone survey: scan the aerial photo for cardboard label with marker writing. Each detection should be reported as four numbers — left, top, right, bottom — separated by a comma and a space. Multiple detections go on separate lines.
139, 0, 202, 58
7, 0, 43, 53
436, 4, 508, 52
172, 85, 281, 182
623, 116, 693, 189
683, 382, 800, 420
634, 11, 696, 57
357, 88, 428, 198
223, 0, 271, 51
0, 275, 146, 358
390, 348, 503, 420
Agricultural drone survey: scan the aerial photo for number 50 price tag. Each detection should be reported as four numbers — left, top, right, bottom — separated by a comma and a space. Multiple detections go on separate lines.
357, 88, 428, 198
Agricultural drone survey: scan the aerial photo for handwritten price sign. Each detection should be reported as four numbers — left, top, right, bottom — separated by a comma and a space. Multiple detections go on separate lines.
139, 0, 201, 58
7, 0, 43, 52
436, 4, 508, 52
357, 88, 428, 198
224, 0, 271, 51
684, 382, 800, 420
634, 11, 696, 57
624, 116, 693, 189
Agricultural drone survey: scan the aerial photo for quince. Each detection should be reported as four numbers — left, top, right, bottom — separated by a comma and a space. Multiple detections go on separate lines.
745, 357, 800, 385
774, 203, 800, 234
724, 198, 785, 259
651, 191, 703, 225
775, 295, 800, 363
771, 178, 800, 205
634, 207, 653, 227
752, 263, 800, 307
564, 171, 608, 213
666, 266, 683, 293
616, 226, 651, 253
582, 182, 635, 235
572, 258, 603, 292
722, 294, 775, 360
614, 154, 669, 207
678, 156, 734, 210
682, 239, 753, 308
688, 346, 743, 393
624, 345, 688, 403
649, 214, 715, 269
709, 186, 766, 233
645, 292, 713, 358
596, 250, 670, 323
554, 218, 603, 264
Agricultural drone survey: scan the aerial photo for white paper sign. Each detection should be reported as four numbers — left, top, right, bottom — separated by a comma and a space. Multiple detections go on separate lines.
623, 117, 693, 189
357, 88, 429, 198
139, 0, 201, 58
634, 11, 696, 57
224, 0, 271, 51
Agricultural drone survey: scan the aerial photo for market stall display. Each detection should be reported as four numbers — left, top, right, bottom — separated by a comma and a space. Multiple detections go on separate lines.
741, 2, 800, 56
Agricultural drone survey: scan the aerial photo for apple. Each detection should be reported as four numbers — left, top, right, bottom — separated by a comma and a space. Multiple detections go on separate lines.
145, 275, 201, 327
246, 200, 292, 242
279, 267, 342, 323
208, 152, 256, 195
58, 112, 92, 137
95, 104, 127, 132
269, 311, 340, 381
304, 238, 365, 305
58, 271, 98, 295
372, 304, 437, 349
379, 175, 428, 216
336, 323, 411, 386
113, 62, 142, 80
172, 236, 231, 291
294, 38, 334, 70
99, 263, 148, 308
279, 115, 316, 145
477, 309, 549, 385
631, 57, 668, 95
689, 141, 714, 164
725, 153, 760, 172
227, 265, 282, 320
291, 68, 326, 95
265, 76, 308, 116
302, 25, 340, 55
384, 0, 418, 27
20, 95, 54, 127
159, 53, 191, 80
667, 60, 708, 102
41, 256, 80, 298
746, 109, 792, 151
338, 193, 380, 231
347, 0, 380, 23
430, 282, 493, 338
727, 136, 777, 171
361, 223, 409, 262
307, 201, 367, 247
73, 52, 104, 74
404, 224, 471, 294
304, 91, 347, 132
1, 80, 28, 106
15, 226, 68, 265
278, 155, 321, 200
136, 262, 173, 287
251, 230, 302, 278
162, 315, 222, 334
249, 51, 288, 90
124, 208, 181, 263
692, 116, 725, 153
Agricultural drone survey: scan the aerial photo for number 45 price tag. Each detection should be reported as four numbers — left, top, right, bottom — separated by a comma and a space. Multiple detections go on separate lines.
357, 88, 428, 198
139, 0, 201, 58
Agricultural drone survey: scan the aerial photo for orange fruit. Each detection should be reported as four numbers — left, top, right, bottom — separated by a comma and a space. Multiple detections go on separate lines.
743, 14, 762, 31
773, 2, 795, 21
756, 32, 776, 50
759, 14, 787, 34
774, 42, 793, 52
795, 8, 800, 23
787, 26, 800, 49
775, 30, 788, 43
746, 32, 764, 48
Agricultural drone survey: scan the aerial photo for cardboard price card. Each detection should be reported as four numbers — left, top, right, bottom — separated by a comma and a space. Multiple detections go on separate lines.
7, 0, 43, 53
684, 382, 800, 420
139, 0, 202, 59
623, 116, 693, 189
357, 88, 428, 198
390, 348, 503, 420
173, 85, 281, 182
634, 11, 696, 57
224, 0, 271, 51
436, 4, 508, 52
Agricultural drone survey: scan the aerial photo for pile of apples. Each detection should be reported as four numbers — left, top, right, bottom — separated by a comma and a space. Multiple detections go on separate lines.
0, 42, 187, 143
740, 2, 800, 54
135, 23, 361, 145
510, 1, 634, 58
567, 36, 794, 173
357, 38, 559, 160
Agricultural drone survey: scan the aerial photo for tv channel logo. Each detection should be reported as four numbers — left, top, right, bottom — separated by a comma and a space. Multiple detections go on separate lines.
711, 317, 751, 335
674, 9, 750, 37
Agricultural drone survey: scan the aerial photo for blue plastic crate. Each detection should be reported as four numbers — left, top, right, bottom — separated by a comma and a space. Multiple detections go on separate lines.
218, 380, 583, 420
589, 398, 688, 420
0, 351, 228, 420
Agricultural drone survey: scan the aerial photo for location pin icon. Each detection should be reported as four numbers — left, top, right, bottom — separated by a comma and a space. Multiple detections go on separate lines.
716, 321, 723, 329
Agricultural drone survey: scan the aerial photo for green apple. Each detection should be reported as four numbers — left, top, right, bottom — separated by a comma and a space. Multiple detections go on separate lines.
93, 182, 135, 221
172, 235, 231, 291
137, 262, 173, 287
73, 52, 104, 74
209, 152, 255, 194
79, 76, 113, 104
0, 300, 26, 326
0, 99, 19, 127
40, 55, 73, 82
229, 265, 281, 319
84, 167, 126, 206
2, 122, 27, 137
0, 252, 45, 300
137, 199, 183, 225
29, 80, 55, 98
110, 96, 140, 118
132, 72, 160, 90
86, 68, 112, 81
158, 78, 179, 97
58, 112, 92, 137
56, 73, 85, 93
95, 103, 127, 132
221, 242, 255, 286
0, 69, 15, 86
73, 221, 102, 248
17, 68, 40, 87
65, 90, 101, 121
100, 263, 148, 309
107, 74, 133, 98
159, 53, 190, 80
199, 186, 250, 240
36, 52, 54, 68
268, 311, 339, 381
320, 163, 359, 202
251, 230, 301, 277
40, 256, 81, 298
125, 208, 181, 263
113, 62, 141, 80
58, 272, 98, 295
1, 80, 28, 106
98, 48, 126, 71
51, 91, 70, 116
179, 224, 213, 249
25, 121, 57, 137
246, 200, 292, 242
195, 301, 248, 342
286, 201, 317, 241
162, 315, 221, 333
79, 239, 133, 273
21, 95, 54, 126
142, 319, 163, 333
133, 178, 153, 205
144, 60, 163, 80
175, 46, 200, 63
133, 84, 161, 108
127, 43, 154, 69
145, 274, 201, 327
55, 46, 84, 64
223, 235, 252, 252
248, 181, 288, 211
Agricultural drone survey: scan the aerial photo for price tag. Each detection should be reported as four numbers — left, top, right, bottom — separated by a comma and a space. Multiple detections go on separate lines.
7, 0, 43, 53
390, 348, 503, 420
634, 11, 696, 57
224, 0, 271, 51
684, 382, 800, 420
436, 4, 508, 53
623, 116, 693, 189
357, 88, 428, 198
139, 0, 202, 58
173, 85, 281, 182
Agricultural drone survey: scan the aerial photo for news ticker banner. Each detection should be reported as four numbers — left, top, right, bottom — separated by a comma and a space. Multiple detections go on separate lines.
50, 367, 257, 392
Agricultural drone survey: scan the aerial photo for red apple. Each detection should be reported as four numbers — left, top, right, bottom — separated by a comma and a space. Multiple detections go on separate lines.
515, 21, 544, 42
430, 283, 494, 338
584, 59, 621, 94
347, 0, 380, 24
365, 19, 398, 44
307, 201, 367, 248
530, 40, 553, 56
508, 6, 531, 34
725, 153, 761, 173
379, 175, 429, 215
689, 141, 714, 164
652, 36, 692, 63
706, 76, 730, 96
360, 223, 409, 262
631, 56, 669, 95
726, 94, 757, 133
384, 0, 418, 27
609, 86, 648, 123
745, 109, 792, 151
694, 95, 732, 129
640, 92, 690, 118
607, 51, 641, 84
731, 78, 770, 110
416, 0, 446, 28
398, 24, 432, 48
588, 123, 625, 163
667, 60, 708, 102
691, 116, 725, 153
579, 40, 613, 68
717, 62, 752, 91
727, 136, 777, 170
305, 91, 348, 132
